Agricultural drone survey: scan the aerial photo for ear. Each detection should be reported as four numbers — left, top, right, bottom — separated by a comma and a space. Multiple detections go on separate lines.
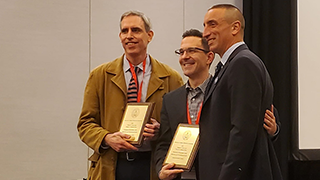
207, 51, 215, 65
231, 20, 241, 36
147, 30, 154, 42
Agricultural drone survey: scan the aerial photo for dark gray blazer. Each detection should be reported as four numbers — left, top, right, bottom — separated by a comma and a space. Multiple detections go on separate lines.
198, 44, 283, 180
154, 85, 188, 175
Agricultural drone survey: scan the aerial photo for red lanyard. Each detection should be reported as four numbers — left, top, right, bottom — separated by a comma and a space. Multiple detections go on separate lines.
187, 101, 203, 125
128, 59, 146, 102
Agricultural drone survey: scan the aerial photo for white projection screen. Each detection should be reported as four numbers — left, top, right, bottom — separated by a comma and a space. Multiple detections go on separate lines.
297, 0, 320, 155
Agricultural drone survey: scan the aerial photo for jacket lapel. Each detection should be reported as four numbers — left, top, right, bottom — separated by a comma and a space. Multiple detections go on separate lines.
105, 55, 177, 101
204, 44, 248, 103
181, 88, 188, 124
107, 55, 127, 96
174, 86, 188, 124
146, 56, 170, 100
204, 62, 228, 103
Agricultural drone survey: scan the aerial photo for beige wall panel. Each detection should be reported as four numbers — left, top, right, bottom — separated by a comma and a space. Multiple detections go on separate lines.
0, 0, 89, 179
298, 0, 320, 149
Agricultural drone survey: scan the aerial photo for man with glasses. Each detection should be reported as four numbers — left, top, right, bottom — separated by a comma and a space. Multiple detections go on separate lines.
154, 29, 214, 180
77, 10, 183, 180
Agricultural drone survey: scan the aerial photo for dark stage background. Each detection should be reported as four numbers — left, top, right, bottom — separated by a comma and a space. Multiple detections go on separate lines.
243, 0, 320, 179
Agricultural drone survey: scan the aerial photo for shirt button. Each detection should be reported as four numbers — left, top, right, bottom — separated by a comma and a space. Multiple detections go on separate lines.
191, 115, 194, 118
192, 98, 195, 101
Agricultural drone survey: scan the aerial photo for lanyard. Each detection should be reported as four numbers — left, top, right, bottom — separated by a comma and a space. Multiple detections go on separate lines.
128, 59, 146, 102
187, 101, 203, 125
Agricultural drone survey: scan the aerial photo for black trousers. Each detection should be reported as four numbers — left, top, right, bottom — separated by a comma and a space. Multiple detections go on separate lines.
116, 151, 151, 180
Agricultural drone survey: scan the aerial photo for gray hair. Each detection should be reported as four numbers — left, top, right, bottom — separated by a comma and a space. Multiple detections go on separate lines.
120, 10, 152, 32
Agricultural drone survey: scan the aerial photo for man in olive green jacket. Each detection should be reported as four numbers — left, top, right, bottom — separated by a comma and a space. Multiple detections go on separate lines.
77, 10, 183, 180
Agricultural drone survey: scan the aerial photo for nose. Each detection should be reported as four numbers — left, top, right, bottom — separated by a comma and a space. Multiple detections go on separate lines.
180, 50, 190, 58
179, 52, 190, 66
126, 29, 134, 39
203, 26, 210, 40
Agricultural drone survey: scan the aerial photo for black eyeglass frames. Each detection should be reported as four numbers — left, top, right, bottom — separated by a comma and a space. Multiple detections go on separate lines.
174, 47, 210, 56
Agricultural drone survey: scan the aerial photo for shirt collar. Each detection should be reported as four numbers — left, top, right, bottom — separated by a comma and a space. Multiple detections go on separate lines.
220, 41, 245, 65
186, 74, 212, 93
123, 54, 150, 72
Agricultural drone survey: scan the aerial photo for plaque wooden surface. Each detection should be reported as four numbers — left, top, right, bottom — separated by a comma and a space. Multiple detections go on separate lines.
119, 102, 155, 145
163, 123, 200, 170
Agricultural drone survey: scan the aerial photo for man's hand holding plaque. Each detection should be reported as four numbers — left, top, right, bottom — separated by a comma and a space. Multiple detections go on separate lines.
104, 132, 138, 152
119, 102, 155, 145
143, 118, 160, 141
159, 163, 184, 180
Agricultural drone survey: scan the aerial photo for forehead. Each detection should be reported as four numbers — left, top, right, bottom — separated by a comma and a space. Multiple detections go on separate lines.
120, 15, 145, 29
204, 8, 225, 24
180, 36, 203, 48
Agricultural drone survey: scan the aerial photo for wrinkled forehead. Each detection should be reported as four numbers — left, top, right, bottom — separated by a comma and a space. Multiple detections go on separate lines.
204, 8, 226, 23
120, 15, 145, 30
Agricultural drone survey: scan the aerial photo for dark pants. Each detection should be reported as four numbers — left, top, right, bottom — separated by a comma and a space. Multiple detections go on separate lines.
116, 151, 151, 180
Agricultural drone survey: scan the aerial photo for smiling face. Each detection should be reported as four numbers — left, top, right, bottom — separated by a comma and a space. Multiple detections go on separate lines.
203, 8, 233, 57
179, 36, 213, 80
203, 7, 243, 57
119, 15, 153, 62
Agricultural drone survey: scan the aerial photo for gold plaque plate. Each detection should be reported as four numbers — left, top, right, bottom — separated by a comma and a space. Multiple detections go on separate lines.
163, 123, 199, 170
119, 102, 155, 145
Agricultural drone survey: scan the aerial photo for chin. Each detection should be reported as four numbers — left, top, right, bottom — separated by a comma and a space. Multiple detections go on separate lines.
209, 46, 216, 52
125, 51, 140, 56
182, 71, 192, 77
208, 44, 217, 52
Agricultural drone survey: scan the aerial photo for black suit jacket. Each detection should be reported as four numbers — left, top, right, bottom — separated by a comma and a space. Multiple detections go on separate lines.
154, 85, 188, 175
198, 44, 283, 180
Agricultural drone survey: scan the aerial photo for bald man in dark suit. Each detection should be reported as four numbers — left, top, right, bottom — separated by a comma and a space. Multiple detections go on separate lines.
199, 4, 283, 180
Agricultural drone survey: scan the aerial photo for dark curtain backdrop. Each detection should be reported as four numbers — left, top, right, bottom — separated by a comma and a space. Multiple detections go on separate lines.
243, 0, 320, 180
242, 1, 293, 178
242, 0, 293, 180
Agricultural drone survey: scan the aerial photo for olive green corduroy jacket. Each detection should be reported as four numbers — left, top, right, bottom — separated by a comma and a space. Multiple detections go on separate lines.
78, 55, 183, 180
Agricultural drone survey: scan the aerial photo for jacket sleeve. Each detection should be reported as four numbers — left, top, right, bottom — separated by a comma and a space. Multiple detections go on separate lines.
77, 71, 109, 154
154, 95, 172, 174
271, 106, 281, 142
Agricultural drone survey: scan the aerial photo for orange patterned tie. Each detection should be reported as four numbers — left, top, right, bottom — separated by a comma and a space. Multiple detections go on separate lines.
127, 67, 139, 102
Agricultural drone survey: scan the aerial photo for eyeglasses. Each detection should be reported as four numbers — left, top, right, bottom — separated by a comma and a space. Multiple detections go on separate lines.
175, 47, 210, 56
